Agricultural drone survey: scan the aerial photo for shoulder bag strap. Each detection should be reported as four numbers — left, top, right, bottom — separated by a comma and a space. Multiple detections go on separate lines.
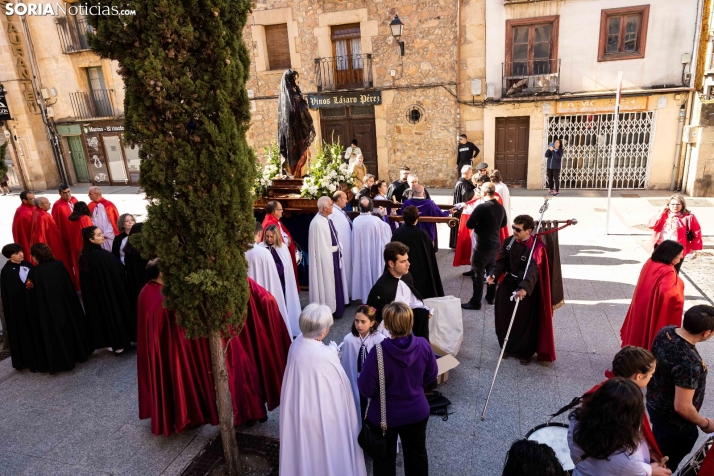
376, 343, 387, 435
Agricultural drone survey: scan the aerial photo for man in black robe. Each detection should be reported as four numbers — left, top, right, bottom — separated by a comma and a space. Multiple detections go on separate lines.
26, 243, 92, 373
1, 243, 35, 370
387, 165, 410, 203
367, 242, 431, 341
391, 206, 444, 299
449, 165, 476, 249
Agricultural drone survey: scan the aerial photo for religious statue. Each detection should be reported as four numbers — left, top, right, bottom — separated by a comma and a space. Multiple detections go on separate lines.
278, 69, 315, 178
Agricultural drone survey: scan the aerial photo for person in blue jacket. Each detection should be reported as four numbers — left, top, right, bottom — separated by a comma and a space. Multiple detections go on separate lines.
545, 139, 564, 196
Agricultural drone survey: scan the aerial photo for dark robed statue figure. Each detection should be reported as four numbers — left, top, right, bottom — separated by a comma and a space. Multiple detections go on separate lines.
278, 69, 315, 178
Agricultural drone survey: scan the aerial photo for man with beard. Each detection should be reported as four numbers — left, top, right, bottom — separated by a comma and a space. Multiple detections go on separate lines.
449, 165, 476, 249
387, 166, 410, 203
11, 190, 35, 255
51, 184, 78, 255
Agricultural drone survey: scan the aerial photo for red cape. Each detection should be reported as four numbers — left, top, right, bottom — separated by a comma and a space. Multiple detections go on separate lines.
65, 216, 94, 276
88, 198, 120, 236
584, 370, 663, 460
137, 282, 219, 436
12, 203, 35, 256
224, 278, 291, 425
262, 214, 300, 293
30, 208, 78, 290
620, 260, 684, 350
524, 236, 556, 362
51, 197, 78, 252
453, 194, 511, 267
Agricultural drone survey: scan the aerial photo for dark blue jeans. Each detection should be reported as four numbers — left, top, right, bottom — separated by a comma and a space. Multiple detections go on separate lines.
647, 405, 699, 472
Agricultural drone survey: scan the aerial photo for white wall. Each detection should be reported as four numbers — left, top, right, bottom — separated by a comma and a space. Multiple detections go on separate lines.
486, 0, 699, 97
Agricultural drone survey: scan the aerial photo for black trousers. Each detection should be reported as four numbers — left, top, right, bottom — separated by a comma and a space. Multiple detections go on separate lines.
371, 417, 429, 476
546, 168, 560, 192
412, 308, 430, 342
648, 405, 699, 472
470, 245, 498, 304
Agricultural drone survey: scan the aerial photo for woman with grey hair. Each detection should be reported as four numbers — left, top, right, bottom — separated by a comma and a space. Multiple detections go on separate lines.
279, 303, 367, 476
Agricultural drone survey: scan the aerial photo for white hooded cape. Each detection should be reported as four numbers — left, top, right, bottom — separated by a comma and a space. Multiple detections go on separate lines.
494, 182, 511, 226
330, 206, 353, 296
340, 332, 385, 423
279, 335, 367, 476
308, 214, 348, 313
351, 213, 392, 303
258, 242, 301, 337
245, 244, 293, 338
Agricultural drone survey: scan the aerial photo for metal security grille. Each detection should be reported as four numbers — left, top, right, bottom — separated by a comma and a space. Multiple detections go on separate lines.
544, 112, 655, 189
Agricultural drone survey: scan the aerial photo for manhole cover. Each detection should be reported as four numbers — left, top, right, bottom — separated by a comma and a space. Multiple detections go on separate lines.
648, 199, 713, 207
633, 224, 651, 231
620, 193, 640, 198
594, 208, 606, 212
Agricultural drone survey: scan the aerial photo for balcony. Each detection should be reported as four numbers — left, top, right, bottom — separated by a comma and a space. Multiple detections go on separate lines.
502, 59, 560, 98
69, 89, 118, 120
56, 17, 94, 53
314, 54, 373, 92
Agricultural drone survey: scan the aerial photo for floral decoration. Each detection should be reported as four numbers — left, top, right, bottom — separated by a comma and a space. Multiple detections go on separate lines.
300, 140, 355, 199
26, 279, 34, 290
253, 143, 282, 198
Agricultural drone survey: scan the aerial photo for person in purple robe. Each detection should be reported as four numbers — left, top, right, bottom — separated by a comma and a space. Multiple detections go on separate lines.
400, 184, 454, 245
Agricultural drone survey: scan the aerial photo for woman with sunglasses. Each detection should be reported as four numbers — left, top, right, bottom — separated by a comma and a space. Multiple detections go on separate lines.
648, 194, 702, 272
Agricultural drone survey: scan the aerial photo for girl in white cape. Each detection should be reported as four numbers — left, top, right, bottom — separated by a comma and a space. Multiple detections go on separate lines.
341, 305, 385, 423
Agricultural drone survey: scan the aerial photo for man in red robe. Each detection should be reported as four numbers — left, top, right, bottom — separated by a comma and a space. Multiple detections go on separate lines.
620, 255, 685, 350
12, 191, 35, 255
30, 197, 78, 289
487, 214, 556, 364
51, 184, 78, 255
262, 200, 300, 293
88, 186, 120, 252
137, 259, 219, 436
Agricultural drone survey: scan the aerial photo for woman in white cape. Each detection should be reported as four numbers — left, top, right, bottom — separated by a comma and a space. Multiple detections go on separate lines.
279, 303, 367, 476
260, 224, 301, 337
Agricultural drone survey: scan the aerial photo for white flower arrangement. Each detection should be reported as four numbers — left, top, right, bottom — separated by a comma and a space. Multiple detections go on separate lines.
253, 143, 282, 198
300, 140, 356, 199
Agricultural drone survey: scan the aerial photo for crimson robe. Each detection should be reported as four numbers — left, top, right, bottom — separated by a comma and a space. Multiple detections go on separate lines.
453, 193, 511, 267
225, 278, 291, 425
66, 216, 94, 275
262, 214, 300, 293
620, 260, 684, 350
584, 370, 662, 461
88, 198, 120, 236
51, 197, 78, 254
12, 203, 34, 255
30, 208, 78, 290
137, 282, 219, 436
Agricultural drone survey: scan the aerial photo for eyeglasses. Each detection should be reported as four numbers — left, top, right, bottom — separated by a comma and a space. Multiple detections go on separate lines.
669, 203, 682, 207
512, 226, 523, 233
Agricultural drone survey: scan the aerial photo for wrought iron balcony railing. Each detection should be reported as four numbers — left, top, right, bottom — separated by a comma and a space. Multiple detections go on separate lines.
502, 59, 560, 98
56, 16, 94, 53
69, 89, 118, 120
314, 54, 373, 92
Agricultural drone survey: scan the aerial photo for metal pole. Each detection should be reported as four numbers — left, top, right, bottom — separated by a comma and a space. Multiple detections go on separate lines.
481, 195, 551, 421
605, 71, 623, 235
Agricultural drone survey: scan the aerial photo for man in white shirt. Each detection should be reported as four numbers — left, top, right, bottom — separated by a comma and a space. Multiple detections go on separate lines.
344, 139, 363, 169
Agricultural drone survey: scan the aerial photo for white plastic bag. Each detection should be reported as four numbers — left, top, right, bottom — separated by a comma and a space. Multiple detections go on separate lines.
424, 296, 463, 356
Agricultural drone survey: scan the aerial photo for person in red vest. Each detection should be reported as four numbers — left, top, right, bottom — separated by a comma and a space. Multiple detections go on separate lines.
51, 184, 78, 255
66, 201, 94, 281
88, 186, 120, 252
11, 190, 35, 255
262, 200, 300, 293
30, 196, 78, 289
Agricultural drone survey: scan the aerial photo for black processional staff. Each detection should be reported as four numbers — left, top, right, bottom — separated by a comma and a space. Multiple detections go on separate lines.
480, 194, 577, 421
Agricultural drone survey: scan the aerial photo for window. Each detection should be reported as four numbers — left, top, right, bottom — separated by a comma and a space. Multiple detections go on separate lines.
85, 66, 112, 117
505, 16, 559, 77
598, 6, 649, 61
265, 24, 291, 70
331, 24, 364, 88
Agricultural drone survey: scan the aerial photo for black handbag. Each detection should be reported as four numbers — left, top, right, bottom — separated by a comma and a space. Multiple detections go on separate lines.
357, 343, 388, 461
685, 216, 695, 242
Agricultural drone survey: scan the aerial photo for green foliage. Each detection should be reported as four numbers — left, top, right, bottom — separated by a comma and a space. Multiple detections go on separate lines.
86, 0, 256, 337
0, 142, 8, 178
300, 139, 355, 198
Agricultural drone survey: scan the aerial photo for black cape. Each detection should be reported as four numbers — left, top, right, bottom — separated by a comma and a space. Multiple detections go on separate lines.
79, 246, 137, 350
391, 225, 444, 299
26, 260, 92, 373
366, 271, 430, 341
449, 177, 476, 248
0, 259, 36, 370
111, 231, 128, 261
123, 225, 149, 312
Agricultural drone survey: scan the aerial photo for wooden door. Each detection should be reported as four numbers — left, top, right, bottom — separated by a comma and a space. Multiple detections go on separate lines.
351, 120, 377, 173
320, 106, 378, 178
495, 116, 529, 184
67, 136, 91, 183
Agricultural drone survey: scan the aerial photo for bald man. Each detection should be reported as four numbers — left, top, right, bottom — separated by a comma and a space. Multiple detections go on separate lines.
400, 184, 452, 246
88, 186, 120, 252
30, 197, 77, 288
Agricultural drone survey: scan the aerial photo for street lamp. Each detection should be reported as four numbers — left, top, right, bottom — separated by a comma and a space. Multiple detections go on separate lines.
390, 14, 405, 56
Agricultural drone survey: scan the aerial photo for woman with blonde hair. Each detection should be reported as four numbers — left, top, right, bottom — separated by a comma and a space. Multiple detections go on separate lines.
260, 223, 301, 336
649, 194, 702, 272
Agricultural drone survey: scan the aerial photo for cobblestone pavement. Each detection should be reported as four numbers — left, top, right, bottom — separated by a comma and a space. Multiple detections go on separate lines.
0, 188, 713, 475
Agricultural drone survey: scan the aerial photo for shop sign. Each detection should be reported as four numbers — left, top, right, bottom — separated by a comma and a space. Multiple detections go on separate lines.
307, 91, 382, 109
0, 90, 11, 120
82, 125, 125, 133
556, 96, 648, 114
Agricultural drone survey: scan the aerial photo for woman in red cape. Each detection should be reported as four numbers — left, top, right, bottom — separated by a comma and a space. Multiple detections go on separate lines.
583, 346, 663, 462
453, 191, 510, 267
620, 240, 685, 350
262, 202, 300, 293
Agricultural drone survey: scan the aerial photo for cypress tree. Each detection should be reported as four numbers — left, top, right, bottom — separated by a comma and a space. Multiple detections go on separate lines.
87, 1, 255, 473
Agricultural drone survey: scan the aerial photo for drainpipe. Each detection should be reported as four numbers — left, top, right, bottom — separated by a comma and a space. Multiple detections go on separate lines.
455, 0, 461, 136
670, 104, 686, 190
681, 142, 693, 195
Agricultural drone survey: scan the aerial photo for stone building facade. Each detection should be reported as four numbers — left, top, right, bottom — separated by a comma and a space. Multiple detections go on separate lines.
244, 1, 486, 187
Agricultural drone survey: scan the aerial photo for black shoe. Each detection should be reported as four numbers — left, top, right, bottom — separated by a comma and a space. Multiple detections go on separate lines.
461, 302, 481, 310
462, 270, 475, 277
486, 298, 494, 305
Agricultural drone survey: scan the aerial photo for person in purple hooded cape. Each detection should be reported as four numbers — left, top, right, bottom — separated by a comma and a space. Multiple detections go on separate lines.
400, 184, 452, 245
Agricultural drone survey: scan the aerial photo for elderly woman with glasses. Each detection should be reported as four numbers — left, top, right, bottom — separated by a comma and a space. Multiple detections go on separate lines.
649, 194, 702, 272
279, 303, 367, 476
